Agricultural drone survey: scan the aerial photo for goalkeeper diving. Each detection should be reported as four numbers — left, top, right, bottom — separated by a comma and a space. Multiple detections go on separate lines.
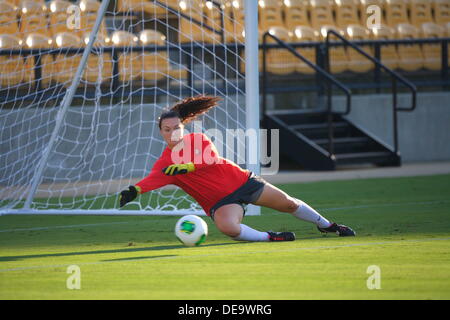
119, 95, 355, 241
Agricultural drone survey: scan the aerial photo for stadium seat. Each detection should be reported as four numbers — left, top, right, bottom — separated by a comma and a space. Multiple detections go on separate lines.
23, 33, 55, 86
48, 0, 73, 37
409, 0, 446, 37
421, 23, 446, 70
177, 0, 220, 43
334, 0, 362, 29
53, 32, 83, 85
111, 30, 141, 82
0, 2, 19, 35
359, 0, 385, 29
310, 0, 336, 30
0, 34, 24, 87
335, 0, 373, 72
79, 0, 109, 41
371, 24, 400, 70
384, 0, 410, 28
345, 25, 374, 73
19, 0, 50, 37
224, 0, 245, 42
264, 26, 296, 75
139, 29, 168, 81
283, 0, 310, 31
383, 0, 426, 71
433, 0, 450, 26
318, 25, 349, 73
80, 32, 113, 84
203, 0, 231, 42
259, 0, 285, 31
291, 25, 318, 74
139, 29, 188, 81
395, 23, 424, 71
117, 0, 168, 15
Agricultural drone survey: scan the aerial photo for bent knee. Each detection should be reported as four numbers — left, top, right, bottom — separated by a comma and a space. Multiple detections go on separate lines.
215, 221, 241, 238
219, 225, 240, 238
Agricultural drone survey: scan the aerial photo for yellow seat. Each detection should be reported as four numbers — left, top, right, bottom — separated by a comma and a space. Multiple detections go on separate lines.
283, 0, 310, 30
383, 0, 425, 71
264, 26, 297, 75
396, 23, 424, 71
421, 23, 446, 70
139, 29, 168, 81
80, 32, 113, 84
177, 0, 220, 43
385, 0, 410, 28
359, 0, 385, 29
292, 25, 318, 74
53, 32, 83, 86
117, 0, 168, 15
3, 0, 21, 6
19, 0, 49, 37
139, 29, 188, 80
23, 33, 55, 86
310, 0, 336, 30
409, 0, 446, 36
319, 25, 349, 73
111, 30, 141, 82
0, 34, 24, 87
335, 0, 373, 72
334, 0, 361, 29
371, 24, 399, 70
345, 25, 373, 73
0, 2, 19, 35
433, 0, 450, 26
79, 0, 109, 40
203, 0, 231, 43
259, 0, 285, 31
48, 0, 74, 37
224, 0, 245, 42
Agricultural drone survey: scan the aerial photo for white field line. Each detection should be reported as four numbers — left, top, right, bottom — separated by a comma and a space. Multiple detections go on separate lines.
0, 199, 449, 233
0, 237, 449, 273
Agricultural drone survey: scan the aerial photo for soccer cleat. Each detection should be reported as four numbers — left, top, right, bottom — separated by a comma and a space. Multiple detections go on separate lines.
317, 223, 356, 237
267, 231, 296, 241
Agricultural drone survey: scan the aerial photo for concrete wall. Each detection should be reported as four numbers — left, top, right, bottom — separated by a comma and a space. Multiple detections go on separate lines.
333, 91, 450, 162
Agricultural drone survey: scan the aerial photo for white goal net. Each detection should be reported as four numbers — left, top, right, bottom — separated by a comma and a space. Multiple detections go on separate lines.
0, 0, 258, 215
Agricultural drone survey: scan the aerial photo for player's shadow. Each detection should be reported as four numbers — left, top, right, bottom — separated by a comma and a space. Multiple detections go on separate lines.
0, 241, 246, 262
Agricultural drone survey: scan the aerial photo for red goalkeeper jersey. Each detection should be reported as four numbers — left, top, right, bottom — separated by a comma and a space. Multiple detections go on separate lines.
135, 132, 251, 215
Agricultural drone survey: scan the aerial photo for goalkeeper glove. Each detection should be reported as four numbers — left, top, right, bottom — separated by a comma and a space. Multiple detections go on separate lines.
119, 185, 141, 207
162, 162, 195, 176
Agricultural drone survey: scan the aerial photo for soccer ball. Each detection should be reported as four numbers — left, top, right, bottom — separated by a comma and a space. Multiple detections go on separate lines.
175, 215, 208, 247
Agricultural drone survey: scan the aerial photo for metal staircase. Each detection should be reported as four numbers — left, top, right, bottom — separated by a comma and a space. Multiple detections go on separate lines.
263, 109, 400, 170
261, 30, 417, 171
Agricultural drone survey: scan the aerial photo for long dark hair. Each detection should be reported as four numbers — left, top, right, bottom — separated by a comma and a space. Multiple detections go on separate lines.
158, 95, 221, 129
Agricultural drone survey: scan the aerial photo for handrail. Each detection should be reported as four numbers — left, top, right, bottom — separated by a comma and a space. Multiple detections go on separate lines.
262, 31, 352, 155
325, 29, 417, 153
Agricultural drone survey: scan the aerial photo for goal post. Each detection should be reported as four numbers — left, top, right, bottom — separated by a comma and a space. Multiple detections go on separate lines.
0, 0, 260, 216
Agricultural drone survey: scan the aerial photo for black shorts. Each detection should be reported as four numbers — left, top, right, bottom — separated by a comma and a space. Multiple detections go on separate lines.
209, 172, 267, 220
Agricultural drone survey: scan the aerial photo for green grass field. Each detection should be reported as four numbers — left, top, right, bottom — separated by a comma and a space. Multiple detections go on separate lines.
1, 174, 449, 300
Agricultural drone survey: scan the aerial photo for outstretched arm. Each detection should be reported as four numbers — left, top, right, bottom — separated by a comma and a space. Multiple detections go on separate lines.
119, 162, 174, 207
